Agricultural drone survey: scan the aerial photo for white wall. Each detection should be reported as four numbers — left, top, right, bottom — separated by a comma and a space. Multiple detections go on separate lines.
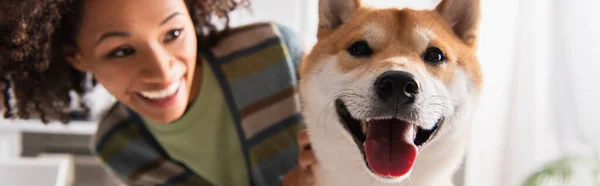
463, 0, 520, 185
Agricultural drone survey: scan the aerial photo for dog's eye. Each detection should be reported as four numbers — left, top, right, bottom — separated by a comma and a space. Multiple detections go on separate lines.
422, 47, 445, 64
347, 41, 373, 57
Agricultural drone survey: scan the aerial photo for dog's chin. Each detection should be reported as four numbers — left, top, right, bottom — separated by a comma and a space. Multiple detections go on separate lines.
334, 99, 444, 180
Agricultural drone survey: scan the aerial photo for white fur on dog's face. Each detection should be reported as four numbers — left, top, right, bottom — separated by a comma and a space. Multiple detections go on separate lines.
299, 0, 482, 185
301, 63, 477, 186
300, 36, 466, 186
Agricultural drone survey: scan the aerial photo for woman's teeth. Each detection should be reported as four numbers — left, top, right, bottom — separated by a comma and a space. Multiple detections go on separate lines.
139, 81, 181, 99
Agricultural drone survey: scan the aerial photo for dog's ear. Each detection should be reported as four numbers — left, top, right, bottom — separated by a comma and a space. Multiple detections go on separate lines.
435, 0, 481, 47
317, 0, 361, 39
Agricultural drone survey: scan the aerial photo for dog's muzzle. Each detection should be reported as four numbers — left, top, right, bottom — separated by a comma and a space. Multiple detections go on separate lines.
334, 70, 443, 178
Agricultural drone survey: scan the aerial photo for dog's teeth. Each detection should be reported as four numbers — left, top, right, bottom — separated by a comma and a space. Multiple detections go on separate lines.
361, 120, 368, 135
366, 118, 372, 122
413, 125, 418, 140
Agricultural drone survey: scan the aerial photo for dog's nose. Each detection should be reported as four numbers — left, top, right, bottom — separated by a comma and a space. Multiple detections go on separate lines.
374, 71, 420, 105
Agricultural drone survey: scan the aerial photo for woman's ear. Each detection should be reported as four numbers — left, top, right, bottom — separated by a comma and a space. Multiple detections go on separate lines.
63, 46, 88, 72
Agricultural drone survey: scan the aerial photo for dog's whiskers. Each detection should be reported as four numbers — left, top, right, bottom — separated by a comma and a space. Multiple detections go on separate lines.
315, 87, 372, 148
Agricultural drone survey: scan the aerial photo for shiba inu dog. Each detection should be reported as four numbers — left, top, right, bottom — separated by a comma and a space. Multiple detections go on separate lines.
298, 0, 483, 185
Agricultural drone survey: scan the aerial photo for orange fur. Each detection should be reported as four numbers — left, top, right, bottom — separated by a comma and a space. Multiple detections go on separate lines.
298, 0, 483, 185
301, 4, 482, 89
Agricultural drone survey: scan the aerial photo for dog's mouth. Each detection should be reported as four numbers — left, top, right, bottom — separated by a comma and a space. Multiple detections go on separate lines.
335, 99, 443, 178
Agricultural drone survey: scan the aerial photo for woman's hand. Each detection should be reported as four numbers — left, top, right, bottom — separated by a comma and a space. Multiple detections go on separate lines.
282, 129, 317, 186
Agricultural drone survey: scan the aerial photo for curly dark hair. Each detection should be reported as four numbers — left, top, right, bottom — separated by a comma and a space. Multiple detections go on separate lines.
0, 0, 250, 124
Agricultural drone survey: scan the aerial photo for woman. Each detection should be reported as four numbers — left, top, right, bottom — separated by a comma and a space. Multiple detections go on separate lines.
0, 0, 316, 185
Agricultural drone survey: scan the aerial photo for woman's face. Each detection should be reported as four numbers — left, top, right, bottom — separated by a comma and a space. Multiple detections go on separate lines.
69, 0, 198, 123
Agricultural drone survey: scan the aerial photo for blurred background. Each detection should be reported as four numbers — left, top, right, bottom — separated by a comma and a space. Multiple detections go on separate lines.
1, 0, 599, 185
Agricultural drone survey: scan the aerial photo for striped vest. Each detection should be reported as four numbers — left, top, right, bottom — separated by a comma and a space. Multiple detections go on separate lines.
91, 22, 305, 186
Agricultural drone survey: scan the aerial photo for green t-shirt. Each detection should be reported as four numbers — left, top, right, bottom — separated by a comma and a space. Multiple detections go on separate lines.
143, 59, 249, 186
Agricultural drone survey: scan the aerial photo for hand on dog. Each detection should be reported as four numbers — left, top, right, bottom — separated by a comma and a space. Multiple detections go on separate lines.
282, 129, 317, 186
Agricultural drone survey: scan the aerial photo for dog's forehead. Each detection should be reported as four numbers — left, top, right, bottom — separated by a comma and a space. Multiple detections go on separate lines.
346, 9, 464, 84
370, 9, 442, 36
359, 9, 442, 47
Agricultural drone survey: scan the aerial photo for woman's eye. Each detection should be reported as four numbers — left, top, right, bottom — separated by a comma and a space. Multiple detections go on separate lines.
164, 28, 184, 42
108, 47, 136, 58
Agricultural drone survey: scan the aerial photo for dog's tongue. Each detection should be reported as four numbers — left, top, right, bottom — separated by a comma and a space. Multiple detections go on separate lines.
364, 119, 417, 177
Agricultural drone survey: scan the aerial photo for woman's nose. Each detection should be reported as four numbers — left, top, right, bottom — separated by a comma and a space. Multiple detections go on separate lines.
139, 44, 175, 83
